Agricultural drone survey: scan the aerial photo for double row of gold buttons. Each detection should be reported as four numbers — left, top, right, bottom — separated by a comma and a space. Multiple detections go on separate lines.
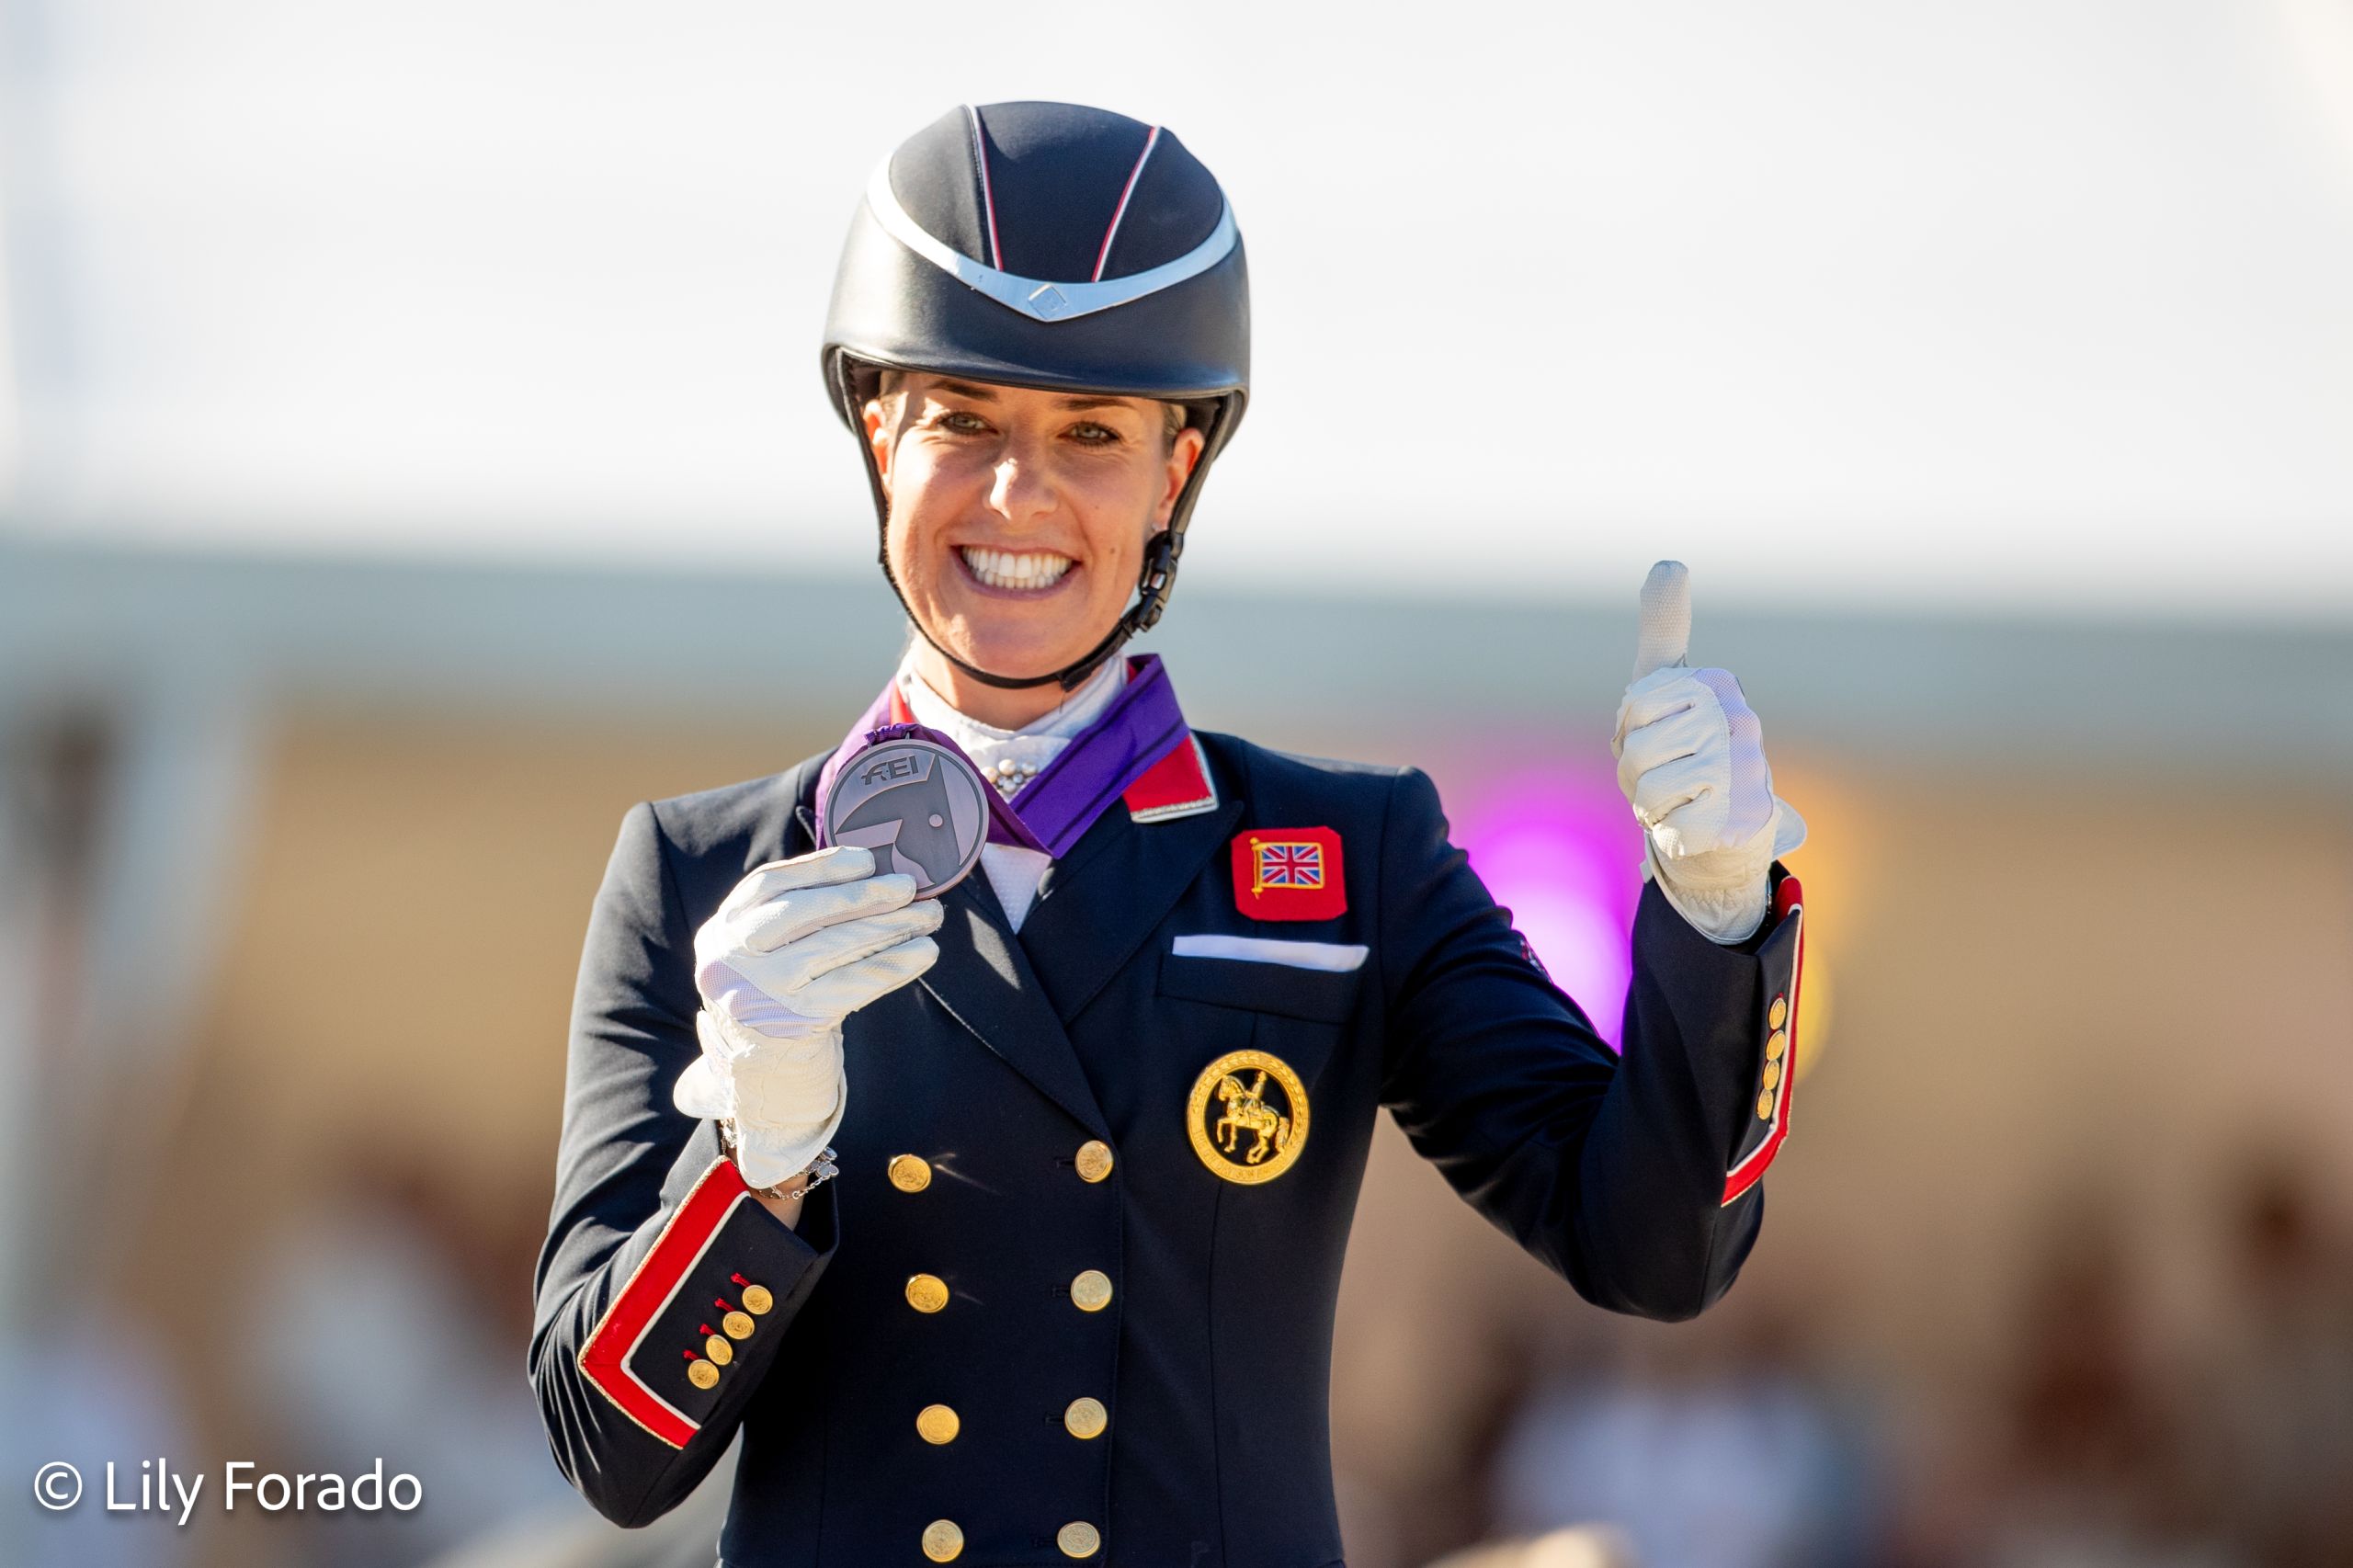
893, 1140, 1118, 1562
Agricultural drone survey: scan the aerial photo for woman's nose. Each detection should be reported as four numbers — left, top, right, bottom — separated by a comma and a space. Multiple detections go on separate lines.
988, 449, 1057, 525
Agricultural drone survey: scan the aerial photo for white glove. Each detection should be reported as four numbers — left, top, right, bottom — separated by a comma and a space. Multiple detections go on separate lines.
1610, 561, 1806, 945
674, 845, 945, 1187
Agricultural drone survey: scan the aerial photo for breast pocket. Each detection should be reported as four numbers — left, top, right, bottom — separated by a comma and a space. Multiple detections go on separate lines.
1155, 938, 1367, 1169
1155, 939, 1367, 1025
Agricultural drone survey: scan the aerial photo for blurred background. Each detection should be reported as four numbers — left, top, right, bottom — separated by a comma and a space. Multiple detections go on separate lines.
3, 2, 2351, 1566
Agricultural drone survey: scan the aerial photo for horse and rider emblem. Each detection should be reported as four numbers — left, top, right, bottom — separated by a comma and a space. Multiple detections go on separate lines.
1186, 1050, 1311, 1185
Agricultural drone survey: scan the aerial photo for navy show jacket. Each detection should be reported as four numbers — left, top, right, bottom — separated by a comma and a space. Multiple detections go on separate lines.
530, 729, 1804, 1567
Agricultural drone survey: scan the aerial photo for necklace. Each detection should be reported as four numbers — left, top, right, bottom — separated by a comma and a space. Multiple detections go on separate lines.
987, 756, 1041, 798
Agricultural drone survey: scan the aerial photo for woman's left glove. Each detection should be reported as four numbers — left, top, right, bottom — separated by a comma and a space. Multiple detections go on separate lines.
1610, 561, 1806, 944
674, 845, 945, 1186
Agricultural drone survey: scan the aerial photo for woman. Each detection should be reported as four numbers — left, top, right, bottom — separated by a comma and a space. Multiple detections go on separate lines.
531, 101, 1807, 1567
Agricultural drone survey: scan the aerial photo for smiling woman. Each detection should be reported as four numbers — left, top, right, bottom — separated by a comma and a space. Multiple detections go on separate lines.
863, 371, 1204, 726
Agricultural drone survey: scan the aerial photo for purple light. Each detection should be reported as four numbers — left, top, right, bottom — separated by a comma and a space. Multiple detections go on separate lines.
1451, 766, 1643, 1051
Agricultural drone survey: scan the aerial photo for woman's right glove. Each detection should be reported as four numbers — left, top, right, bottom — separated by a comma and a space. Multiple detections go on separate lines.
674, 845, 944, 1187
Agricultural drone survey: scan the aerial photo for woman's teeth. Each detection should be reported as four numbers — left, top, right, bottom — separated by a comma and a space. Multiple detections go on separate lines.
960, 547, 1074, 590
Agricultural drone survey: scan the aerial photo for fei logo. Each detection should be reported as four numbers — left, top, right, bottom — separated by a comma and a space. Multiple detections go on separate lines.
1229, 827, 1345, 921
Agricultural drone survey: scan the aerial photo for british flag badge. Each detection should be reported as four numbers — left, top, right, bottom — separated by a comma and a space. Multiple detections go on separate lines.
1230, 827, 1346, 921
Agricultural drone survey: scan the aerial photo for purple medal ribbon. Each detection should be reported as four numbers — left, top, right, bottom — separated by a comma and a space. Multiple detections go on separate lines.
815, 654, 1191, 861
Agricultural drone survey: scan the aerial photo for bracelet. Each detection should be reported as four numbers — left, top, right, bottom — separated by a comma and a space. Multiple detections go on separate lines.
722, 1121, 838, 1202
783, 1147, 841, 1202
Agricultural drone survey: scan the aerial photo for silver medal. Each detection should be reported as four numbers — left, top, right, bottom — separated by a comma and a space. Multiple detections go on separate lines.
822, 735, 990, 897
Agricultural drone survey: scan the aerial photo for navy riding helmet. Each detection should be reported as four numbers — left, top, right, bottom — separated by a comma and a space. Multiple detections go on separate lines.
822, 101, 1251, 690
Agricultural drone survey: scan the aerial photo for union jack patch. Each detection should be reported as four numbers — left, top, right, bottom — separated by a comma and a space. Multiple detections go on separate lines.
1231, 827, 1346, 921
1252, 840, 1322, 893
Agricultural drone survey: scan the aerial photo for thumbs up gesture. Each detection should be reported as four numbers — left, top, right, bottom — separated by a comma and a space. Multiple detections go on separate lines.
1610, 562, 1806, 943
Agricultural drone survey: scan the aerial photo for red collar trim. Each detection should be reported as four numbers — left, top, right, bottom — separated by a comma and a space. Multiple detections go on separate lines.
1124, 733, 1217, 822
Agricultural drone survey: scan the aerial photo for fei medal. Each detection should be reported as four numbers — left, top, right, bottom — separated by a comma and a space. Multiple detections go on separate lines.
823, 735, 991, 898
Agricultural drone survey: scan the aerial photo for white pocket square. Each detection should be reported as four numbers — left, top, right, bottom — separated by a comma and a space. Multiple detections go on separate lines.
1170, 935, 1369, 972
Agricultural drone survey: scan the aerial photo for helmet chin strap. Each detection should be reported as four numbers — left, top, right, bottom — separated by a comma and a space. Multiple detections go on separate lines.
881, 531, 1176, 692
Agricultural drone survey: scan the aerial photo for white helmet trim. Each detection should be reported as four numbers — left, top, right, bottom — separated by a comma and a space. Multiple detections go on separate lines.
863, 157, 1239, 326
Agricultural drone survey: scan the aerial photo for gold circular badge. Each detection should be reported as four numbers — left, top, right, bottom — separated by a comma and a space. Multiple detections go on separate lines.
686, 1358, 720, 1391
1187, 1050, 1310, 1185
704, 1334, 733, 1365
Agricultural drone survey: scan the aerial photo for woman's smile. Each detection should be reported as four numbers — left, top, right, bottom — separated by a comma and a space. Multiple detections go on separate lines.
952, 544, 1079, 597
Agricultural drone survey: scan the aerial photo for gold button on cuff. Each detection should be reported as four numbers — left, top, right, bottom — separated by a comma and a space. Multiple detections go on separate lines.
722, 1310, 756, 1340
686, 1358, 720, 1391
922, 1519, 964, 1562
1765, 1028, 1788, 1062
1064, 1396, 1108, 1439
905, 1273, 950, 1313
889, 1153, 934, 1192
1761, 1059, 1783, 1092
1756, 1090, 1777, 1120
1074, 1140, 1115, 1183
739, 1283, 774, 1315
1768, 994, 1789, 1030
915, 1403, 961, 1445
704, 1334, 733, 1365
1058, 1521, 1101, 1558
1070, 1269, 1113, 1312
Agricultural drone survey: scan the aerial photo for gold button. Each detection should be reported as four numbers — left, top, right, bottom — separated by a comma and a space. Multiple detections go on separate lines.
687, 1358, 720, 1391
704, 1334, 733, 1365
1063, 1396, 1108, 1439
1765, 1028, 1787, 1062
740, 1283, 774, 1314
1074, 1141, 1115, 1183
1756, 1089, 1776, 1120
915, 1403, 961, 1445
1768, 994, 1789, 1030
922, 1519, 964, 1562
889, 1153, 934, 1193
1070, 1269, 1113, 1312
905, 1273, 950, 1313
1761, 1059, 1783, 1092
1057, 1520, 1101, 1558
722, 1310, 755, 1339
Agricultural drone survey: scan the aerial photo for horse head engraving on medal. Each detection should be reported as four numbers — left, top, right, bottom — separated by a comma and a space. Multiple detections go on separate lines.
822, 736, 989, 896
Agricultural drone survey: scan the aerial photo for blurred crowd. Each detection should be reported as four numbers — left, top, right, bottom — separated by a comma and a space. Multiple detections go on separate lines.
1449, 1157, 2353, 1568
14, 1139, 2344, 1568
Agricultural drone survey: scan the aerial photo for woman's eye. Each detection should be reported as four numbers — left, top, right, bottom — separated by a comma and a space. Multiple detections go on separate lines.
941, 411, 990, 434
1069, 422, 1119, 445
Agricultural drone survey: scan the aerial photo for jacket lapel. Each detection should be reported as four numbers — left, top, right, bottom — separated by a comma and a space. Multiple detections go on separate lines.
1017, 782, 1245, 1025
798, 768, 1111, 1140
915, 872, 1113, 1141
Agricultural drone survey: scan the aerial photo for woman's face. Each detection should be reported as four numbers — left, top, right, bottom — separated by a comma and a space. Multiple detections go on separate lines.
866, 373, 1205, 683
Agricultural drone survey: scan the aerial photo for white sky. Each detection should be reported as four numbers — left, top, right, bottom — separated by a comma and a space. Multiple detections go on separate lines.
3, 0, 2351, 619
